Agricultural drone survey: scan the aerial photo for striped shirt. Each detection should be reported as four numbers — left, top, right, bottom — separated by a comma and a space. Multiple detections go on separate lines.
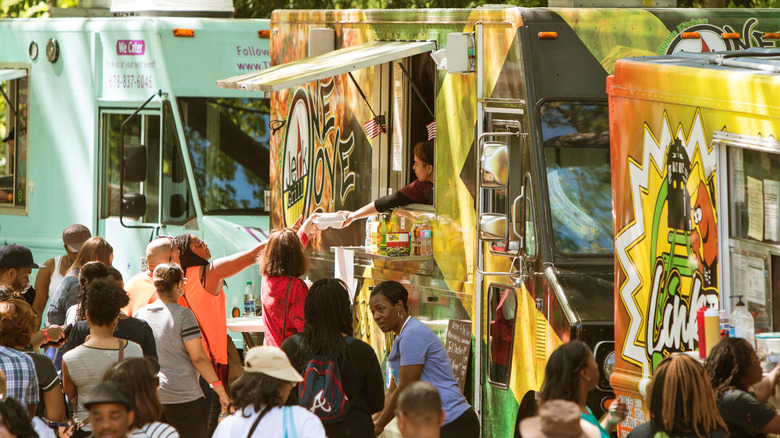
0, 345, 39, 406
128, 422, 180, 438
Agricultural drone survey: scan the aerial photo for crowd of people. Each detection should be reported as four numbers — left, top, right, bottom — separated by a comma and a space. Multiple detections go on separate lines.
3, 221, 780, 438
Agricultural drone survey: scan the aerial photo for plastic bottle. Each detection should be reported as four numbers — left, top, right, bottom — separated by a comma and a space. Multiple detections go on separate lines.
378, 214, 388, 256
419, 220, 432, 256
755, 309, 770, 334
729, 295, 755, 348
704, 305, 720, 357
719, 309, 729, 340
243, 281, 255, 316
365, 215, 375, 253
697, 304, 708, 359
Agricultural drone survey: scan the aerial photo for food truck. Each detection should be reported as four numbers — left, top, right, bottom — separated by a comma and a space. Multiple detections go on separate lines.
218, 8, 780, 434
608, 48, 780, 435
0, 1, 272, 324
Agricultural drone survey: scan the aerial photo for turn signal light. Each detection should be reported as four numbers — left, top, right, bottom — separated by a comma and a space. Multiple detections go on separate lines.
721, 33, 740, 39
173, 28, 195, 38
258, 30, 271, 38
764, 32, 780, 39
681, 32, 700, 39
538, 32, 558, 39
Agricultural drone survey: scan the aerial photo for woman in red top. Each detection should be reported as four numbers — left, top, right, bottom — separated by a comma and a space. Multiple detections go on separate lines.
258, 225, 314, 347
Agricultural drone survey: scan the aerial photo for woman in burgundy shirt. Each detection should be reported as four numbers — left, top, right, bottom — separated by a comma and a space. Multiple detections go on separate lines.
341, 141, 433, 227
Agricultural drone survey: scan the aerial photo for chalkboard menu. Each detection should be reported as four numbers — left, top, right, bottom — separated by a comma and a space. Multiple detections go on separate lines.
445, 319, 472, 393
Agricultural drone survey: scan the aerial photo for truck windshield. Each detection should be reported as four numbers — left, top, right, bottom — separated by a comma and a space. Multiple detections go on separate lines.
541, 102, 612, 255
178, 97, 270, 214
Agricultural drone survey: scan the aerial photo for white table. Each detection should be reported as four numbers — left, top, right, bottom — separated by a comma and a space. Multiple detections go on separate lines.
226, 316, 265, 348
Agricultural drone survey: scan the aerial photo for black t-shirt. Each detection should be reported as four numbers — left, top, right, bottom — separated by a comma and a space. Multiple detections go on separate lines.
62, 316, 158, 367
628, 421, 729, 438
717, 389, 778, 438
281, 335, 385, 437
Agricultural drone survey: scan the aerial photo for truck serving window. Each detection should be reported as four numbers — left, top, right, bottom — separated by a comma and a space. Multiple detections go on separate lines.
101, 101, 195, 225
178, 97, 270, 214
0, 69, 28, 210
540, 102, 612, 255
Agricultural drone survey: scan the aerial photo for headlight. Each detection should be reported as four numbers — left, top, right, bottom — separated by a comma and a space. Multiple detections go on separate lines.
603, 350, 616, 380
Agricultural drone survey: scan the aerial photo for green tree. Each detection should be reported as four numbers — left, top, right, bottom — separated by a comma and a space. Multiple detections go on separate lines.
2, 0, 78, 18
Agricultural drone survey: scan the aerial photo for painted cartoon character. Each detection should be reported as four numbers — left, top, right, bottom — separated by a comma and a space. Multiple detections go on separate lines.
690, 180, 718, 288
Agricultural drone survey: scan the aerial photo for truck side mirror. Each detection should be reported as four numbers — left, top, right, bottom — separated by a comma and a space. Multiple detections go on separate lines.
480, 142, 508, 188
479, 213, 507, 241
169, 194, 187, 218
122, 193, 146, 217
123, 144, 147, 183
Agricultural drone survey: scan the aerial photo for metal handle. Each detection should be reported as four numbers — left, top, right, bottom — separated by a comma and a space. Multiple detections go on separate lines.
511, 187, 524, 240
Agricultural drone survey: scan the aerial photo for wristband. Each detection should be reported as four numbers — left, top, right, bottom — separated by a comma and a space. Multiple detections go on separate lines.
42, 329, 50, 343
209, 380, 222, 389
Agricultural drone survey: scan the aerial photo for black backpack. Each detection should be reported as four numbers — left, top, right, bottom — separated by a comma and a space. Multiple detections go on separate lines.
293, 335, 357, 424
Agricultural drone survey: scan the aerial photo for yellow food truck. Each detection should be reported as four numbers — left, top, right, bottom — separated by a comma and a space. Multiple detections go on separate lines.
609, 48, 780, 435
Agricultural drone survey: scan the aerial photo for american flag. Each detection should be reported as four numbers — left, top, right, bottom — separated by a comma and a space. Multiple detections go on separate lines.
363, 117, 385, 139
426, 120, 436, 140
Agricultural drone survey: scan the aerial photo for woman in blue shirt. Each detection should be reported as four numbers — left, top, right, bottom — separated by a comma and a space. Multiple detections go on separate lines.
369, 280, 479, 438
539, 341, 627, 438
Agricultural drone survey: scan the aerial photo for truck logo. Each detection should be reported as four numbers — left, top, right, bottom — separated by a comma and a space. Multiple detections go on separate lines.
664, 18, 778, 55
116, 40, 145, 56
616, 111, 719, 374
280, 79, 356, 226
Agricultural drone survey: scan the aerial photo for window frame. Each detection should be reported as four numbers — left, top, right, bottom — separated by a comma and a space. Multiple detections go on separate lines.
0, 66, 30, 214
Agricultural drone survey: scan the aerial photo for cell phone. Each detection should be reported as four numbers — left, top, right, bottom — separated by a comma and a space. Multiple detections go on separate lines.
43, 323, 72, 347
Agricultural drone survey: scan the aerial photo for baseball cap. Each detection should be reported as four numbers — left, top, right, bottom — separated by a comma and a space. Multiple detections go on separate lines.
0, 244, 43, 269
62, 224, 92, 253
83, 381, 133, 409
244, 346, 303, 383
519, 400, 602, 438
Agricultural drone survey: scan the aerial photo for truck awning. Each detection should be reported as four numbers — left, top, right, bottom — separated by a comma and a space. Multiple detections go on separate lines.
0, 69, 27, 82
216, 40, 436, 92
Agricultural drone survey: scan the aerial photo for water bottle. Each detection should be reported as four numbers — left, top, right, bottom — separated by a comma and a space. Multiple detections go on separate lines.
243, 281, 256, 316
729, 295, 755, 348
419, 220, 432, 256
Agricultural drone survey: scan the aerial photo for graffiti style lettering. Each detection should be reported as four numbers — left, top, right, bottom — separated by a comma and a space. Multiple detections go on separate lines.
281, 79, 356, 225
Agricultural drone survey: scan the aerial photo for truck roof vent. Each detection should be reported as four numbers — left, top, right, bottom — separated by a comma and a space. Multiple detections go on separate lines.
110, 0, 234, 17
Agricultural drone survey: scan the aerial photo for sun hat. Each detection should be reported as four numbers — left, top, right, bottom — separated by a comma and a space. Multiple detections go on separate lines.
244, 346, 303, 383
519, 400, 602, 438
62, 224, 92, 252
83, 381, 133, 409
0, 244, 43, 269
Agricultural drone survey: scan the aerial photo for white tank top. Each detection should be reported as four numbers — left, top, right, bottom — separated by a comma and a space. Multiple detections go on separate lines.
48, 255, 68, 299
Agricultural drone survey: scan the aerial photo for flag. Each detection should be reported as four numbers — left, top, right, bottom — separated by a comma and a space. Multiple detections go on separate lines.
363, 117, 385, 139
426, 120, 436, 140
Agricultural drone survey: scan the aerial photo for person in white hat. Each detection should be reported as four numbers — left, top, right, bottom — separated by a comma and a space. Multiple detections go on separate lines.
213, 346, 326, 438
519, 400, 602, 438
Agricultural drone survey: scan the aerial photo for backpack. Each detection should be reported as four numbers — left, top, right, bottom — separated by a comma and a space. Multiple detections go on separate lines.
293, 335, 357, 424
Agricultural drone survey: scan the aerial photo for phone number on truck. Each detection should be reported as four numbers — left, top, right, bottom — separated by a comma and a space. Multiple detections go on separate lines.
107, 74, 153, 89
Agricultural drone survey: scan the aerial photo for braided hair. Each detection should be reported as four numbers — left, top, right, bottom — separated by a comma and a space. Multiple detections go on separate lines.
174, 234, 209, 271
705, 337, 757, 396
649, 354, 727, 438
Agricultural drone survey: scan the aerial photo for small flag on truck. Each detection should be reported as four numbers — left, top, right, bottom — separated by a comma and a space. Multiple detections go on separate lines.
426, 120, 436, 140
363, 115, 386, 139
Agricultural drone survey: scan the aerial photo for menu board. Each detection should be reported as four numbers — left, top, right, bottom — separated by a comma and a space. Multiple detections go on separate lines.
445, 319, 472, 393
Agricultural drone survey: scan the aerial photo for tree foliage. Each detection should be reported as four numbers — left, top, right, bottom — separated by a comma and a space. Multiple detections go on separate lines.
233, 0, 545, 19
1, 0, 77, 17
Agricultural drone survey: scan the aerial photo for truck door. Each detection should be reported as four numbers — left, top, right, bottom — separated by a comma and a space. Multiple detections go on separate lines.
477, 106, 541, 432
97, 100, 195, 276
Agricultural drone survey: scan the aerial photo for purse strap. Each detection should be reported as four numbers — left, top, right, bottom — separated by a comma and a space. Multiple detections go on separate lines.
117, 338, 125, 362
281, 278, 292, 342
283, 406, 297, 438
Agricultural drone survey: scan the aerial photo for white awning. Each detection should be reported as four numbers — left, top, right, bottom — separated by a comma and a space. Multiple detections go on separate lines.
217, 40, 436, 93
0, 69, 27, 82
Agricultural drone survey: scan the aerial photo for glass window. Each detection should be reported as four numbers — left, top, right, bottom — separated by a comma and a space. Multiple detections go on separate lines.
0, 70, 29, 209
179, 97, 270, 214
101, 101, 194, 224
541, 102, 612, 255
488, 285, 517, 386
728, 147, 780, 244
